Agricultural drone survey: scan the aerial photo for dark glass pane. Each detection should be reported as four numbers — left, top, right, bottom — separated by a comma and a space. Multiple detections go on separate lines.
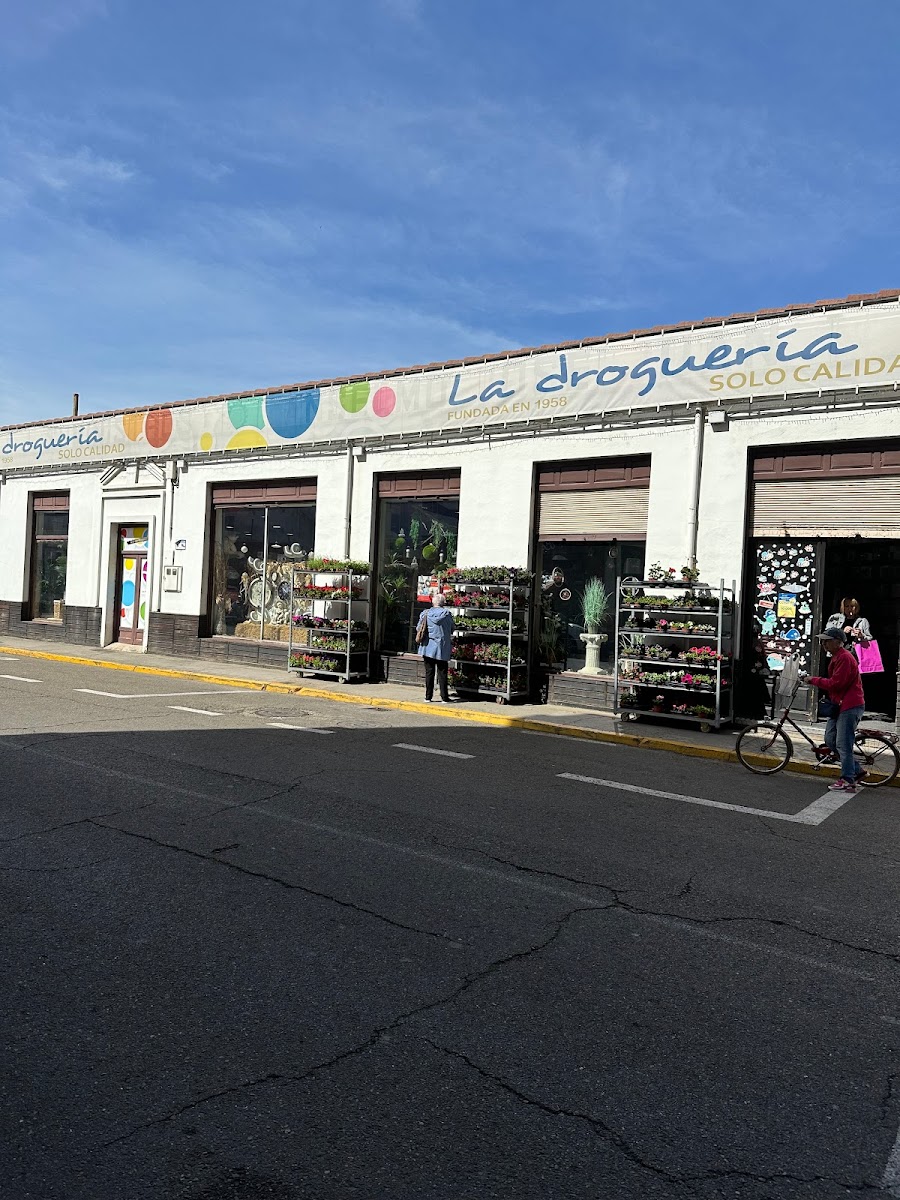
264, 505, 316, 640
33, 540, 68, 617
35, 511, 69, 538
211, 508, 265, 638
211, 505, 315, 639
376, 498, 459, 653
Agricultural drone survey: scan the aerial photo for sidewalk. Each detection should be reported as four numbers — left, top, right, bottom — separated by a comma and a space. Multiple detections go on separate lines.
0, 633, 865, 780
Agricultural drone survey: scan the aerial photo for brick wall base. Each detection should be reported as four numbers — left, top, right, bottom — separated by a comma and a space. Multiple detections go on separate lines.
378, 653, 425, 686
546, 670, 614, 711
146, 613, 290, 669
0, 601, 102, 646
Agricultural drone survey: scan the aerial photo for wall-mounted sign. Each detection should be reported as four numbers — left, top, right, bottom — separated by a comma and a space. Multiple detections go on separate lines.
3, 302, 900, 470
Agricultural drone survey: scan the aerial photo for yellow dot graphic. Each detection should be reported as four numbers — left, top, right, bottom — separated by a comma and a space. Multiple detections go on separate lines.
200, 432, 214, 451
226, 429, 267, 450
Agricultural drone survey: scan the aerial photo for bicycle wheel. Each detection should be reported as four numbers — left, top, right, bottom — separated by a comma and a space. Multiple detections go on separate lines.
854, 732, 900, 788
736, 723, 793, 774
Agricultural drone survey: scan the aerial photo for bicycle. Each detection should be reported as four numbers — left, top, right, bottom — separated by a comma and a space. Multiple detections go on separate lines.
735, 682, 900, 786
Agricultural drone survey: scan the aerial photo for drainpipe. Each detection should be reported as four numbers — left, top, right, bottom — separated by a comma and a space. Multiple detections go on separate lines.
157, 459, 177, 613
343, 444, 355, 558
686, 407, 705, 569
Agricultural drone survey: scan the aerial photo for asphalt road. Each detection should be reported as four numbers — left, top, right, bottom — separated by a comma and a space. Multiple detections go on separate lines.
2, 654, 900, 1200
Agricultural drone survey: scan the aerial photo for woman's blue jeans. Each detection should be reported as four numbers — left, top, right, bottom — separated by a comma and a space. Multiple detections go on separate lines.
824, 706, 865, 780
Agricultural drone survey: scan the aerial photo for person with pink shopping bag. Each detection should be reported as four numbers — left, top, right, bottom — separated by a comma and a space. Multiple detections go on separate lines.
827, 596, 883, 699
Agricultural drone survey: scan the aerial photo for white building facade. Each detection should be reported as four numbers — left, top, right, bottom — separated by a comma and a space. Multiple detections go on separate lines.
2, 289, 899, 716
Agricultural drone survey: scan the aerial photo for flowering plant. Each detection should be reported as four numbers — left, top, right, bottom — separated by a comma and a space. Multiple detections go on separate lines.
455, 642, 524, 666
307, 633, 367, 652
680, 646, 721, 665
290, 652, 342, 672
691, 673, 716, 689
647, 562, 677, 583
620, 691, 640, 708
647, 645, 672, 660
445, 565, 531, 585
680, 564, 700, 583
671, 703, 689, 715
293, 584, 361, 601
453, 591, 497, 610
455, 616, 518, 633
304, 557, 371, 575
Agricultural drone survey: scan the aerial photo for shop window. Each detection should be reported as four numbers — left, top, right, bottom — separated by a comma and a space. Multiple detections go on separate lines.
211, 503, 315, 641
30, 495, 69, 619
539, 541, 645, 671
376, 496, 459, 653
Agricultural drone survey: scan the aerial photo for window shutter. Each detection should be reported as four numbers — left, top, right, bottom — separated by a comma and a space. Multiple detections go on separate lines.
752, 478, 900, 537
538, 487, 649, 540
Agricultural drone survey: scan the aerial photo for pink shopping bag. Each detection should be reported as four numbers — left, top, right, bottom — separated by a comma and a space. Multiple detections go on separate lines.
856, 639, 884, 674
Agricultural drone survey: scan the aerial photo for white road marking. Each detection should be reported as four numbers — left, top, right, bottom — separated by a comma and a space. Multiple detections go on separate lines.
268, 721, 333, 736
790, 789, 862, 825
393, 743, 475, 759
0, 674, 41, 683
883, 1128, 900, 1196
168, 706, 223, 717
558, 774, 856, 826
76, 689, 241, 699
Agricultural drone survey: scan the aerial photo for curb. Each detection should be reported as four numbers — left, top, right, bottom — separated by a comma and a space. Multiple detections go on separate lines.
1, 642, 894, 786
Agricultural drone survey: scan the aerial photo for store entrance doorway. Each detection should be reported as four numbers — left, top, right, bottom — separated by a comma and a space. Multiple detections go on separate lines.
745, 536, 899, 722
538, 540, 645, 671
113, 525, 150, 646
821, 537, 900, 720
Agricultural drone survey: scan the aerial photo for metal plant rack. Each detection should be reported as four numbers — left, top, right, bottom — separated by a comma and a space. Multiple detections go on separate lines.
613, 576, 735, 732
288, 564, 371, 683
449, 571, 531, 704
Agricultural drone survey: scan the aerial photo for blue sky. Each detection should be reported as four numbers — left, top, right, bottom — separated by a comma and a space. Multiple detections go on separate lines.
1, 0, 898, 426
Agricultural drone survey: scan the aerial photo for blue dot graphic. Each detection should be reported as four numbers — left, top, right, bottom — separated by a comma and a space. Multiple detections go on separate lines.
265, 389, 320, 439
122, 580, 135, 607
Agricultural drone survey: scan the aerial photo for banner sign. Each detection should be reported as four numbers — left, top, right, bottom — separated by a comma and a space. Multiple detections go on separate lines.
3, 302, 900, 471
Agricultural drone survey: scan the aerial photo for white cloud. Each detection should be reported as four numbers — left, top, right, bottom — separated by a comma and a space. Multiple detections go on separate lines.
26, 146, 135, 190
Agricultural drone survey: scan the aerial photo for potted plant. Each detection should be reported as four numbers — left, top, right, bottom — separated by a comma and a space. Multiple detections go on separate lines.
578, 578, 610, 676
680, 563, 700, 584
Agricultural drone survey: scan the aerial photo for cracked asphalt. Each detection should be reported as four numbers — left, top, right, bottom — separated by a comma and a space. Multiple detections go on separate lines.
2, 656, 900, 1199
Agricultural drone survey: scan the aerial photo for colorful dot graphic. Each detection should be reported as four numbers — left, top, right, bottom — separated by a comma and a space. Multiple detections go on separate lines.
199, 432, 214, 452
228, 397, 264, 430
339, 382, 370, 414
145, 409, 173, 448
371, 386, 396, 418
122, 412, 144, 441
226, 429, 268, 450
265, 389, 320, 438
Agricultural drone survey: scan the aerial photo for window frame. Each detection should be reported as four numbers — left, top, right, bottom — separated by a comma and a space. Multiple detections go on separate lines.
29, 492, 70, 621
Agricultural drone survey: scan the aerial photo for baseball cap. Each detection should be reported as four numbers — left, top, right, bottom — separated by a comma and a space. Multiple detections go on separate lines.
816, 627, 846, 644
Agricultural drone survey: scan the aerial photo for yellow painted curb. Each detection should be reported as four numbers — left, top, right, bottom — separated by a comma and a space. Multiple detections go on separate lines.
2, 642, 896, 786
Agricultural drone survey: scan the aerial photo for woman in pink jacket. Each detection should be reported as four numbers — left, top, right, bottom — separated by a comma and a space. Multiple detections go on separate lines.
801, 627, 866, 793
